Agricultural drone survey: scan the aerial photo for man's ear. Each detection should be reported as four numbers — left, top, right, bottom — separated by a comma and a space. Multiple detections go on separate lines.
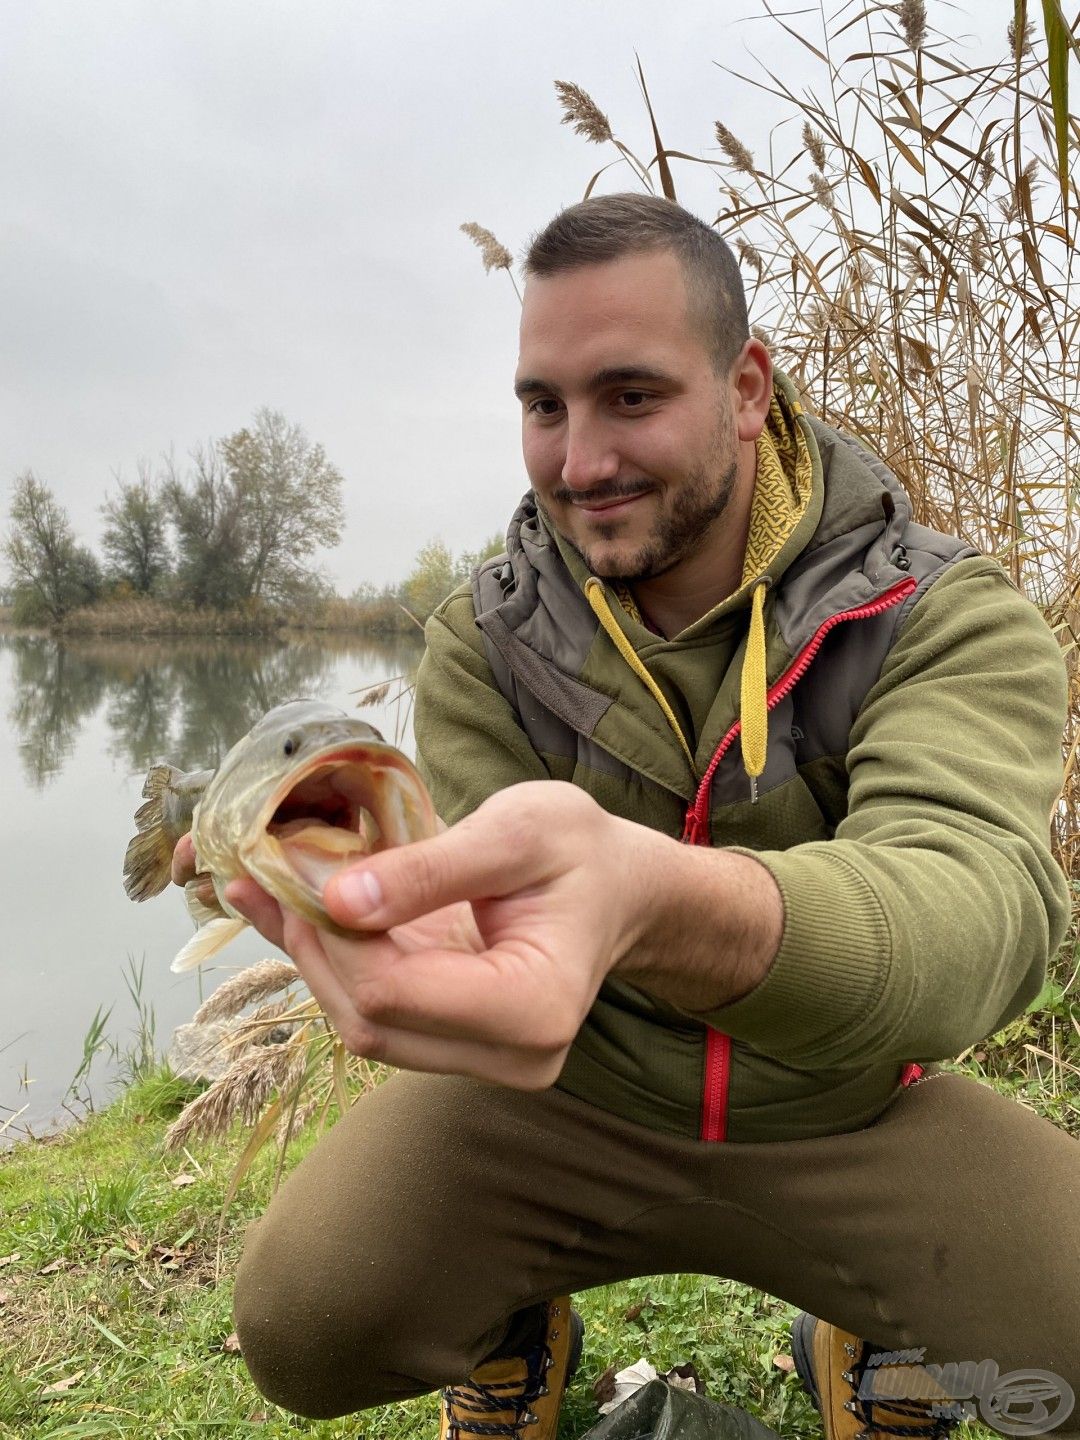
732, 338, 773, 443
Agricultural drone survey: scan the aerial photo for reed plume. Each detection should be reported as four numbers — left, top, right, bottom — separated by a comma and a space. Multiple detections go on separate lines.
714, 122, 754, 174
554, 81, 613, 144
193, 959, 298, 1026
459, 222, 514, 274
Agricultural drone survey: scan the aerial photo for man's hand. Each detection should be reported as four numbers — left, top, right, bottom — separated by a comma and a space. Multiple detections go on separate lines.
223, 781, 784, 1089
171, 833, 216, 910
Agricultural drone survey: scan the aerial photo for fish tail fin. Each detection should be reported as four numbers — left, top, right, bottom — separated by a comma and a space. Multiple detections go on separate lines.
171, 916, 247, 973
123, 764, 182, 901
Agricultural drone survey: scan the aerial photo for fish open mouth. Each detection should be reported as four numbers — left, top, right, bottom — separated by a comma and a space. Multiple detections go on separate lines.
248, 744, 435, 903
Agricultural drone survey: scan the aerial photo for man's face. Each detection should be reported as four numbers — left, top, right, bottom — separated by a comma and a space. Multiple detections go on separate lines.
515, 249, 740, 583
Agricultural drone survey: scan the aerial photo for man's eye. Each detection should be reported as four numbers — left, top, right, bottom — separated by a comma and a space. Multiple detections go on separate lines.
527, 397, 562, 416
619, 391, 649, 408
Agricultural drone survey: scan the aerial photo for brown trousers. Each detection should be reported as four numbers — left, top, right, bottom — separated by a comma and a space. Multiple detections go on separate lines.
233, 1071, 1080, 1433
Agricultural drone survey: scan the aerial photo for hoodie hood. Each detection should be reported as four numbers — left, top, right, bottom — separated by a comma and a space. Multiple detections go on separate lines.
473, 373, 914, 797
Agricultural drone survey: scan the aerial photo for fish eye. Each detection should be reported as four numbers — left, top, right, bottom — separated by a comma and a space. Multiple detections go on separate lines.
283, 735, 300, 757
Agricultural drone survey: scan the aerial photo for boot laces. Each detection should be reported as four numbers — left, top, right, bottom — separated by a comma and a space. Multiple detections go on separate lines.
442, 1344, 553, 1438
844, 1343, 963, 1440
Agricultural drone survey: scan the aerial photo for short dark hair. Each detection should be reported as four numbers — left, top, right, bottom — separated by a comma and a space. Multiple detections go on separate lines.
524, 194, 750, 373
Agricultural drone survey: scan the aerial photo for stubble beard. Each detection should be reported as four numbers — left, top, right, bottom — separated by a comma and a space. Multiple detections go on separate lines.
592, 453, 739, 582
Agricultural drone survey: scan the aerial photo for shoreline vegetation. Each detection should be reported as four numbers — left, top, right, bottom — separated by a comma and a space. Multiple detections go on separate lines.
0, 531, 505, 640
2, 403, 504, 639
0, 1041, 1057, 1438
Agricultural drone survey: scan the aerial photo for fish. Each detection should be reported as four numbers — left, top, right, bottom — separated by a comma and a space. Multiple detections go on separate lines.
123, 698, 438, 972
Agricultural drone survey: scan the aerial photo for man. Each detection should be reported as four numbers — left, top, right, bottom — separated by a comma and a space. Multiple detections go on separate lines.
187, 195, 1079, 1439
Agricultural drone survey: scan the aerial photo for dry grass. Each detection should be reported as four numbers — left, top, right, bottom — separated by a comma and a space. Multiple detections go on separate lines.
453, 1, 1080, 1103
61, 595, 281, 636
175, 4, 1080, 1168
165, 965, 388, 1204
467, 2, 1080, 876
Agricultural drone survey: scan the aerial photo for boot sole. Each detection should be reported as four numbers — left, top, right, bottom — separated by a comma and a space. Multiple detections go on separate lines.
790, 1312, 821, 1411
566, 1310, 585, 1387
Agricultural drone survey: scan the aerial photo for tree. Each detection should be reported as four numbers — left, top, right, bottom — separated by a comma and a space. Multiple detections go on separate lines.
220, 408, 345, 604
402, 533, 505, 621
402, 540, 458, 621
164, 443, 251, 609
2, 471, 101, 624
100, 461, 172, 594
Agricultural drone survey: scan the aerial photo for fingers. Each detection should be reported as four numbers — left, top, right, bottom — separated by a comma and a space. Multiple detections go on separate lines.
323, 783, 587, 931
171, 834, 197, 887
281, 912, 566, 1087
225, 878, 285, 950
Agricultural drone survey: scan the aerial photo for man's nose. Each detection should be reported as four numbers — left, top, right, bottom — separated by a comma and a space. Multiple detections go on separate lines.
560, 412, 619, 491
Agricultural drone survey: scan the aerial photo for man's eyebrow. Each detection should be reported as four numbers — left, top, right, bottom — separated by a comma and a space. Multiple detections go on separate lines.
513, 377, 553, 400
592, 365, 676, 387
513, 365, 675, 400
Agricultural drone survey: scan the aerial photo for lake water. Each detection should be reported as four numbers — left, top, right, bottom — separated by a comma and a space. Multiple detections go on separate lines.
0, 628, 424, 1143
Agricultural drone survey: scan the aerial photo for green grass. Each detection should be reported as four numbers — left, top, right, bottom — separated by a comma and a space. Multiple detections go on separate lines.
1, 1056, 1041, 1440
4, 929, 1074, 1440
0, 1065, 821, 1440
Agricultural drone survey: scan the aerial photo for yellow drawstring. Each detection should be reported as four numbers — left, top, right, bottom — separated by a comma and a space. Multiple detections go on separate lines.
584, 577, 696, 774
740, 579, 770, 802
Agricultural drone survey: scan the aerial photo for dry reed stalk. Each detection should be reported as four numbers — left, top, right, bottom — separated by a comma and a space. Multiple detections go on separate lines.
459, 223, 513, 275
896, 0, 927, 51
802, 122, 827, 171
228, 996, 293, 1046
553, 81, 613, 144
165, 1043, 297, 1150
193, 959, 298, 1025
713, 122, 755, 174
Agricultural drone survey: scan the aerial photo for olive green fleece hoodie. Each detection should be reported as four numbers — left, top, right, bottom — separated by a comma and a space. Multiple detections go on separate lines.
413, 384, 1071, 1142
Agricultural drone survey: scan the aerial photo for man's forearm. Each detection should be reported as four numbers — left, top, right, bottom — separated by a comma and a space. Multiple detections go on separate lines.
612, 827, 784, 1014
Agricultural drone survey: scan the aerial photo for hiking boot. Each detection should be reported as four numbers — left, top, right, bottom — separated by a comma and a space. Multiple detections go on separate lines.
439, 1297, 584, 1439
791, 1312, 962, 1440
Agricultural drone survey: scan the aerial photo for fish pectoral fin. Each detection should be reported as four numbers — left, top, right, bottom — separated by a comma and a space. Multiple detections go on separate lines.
171, 916, 248, 973
184, 878, 226, 927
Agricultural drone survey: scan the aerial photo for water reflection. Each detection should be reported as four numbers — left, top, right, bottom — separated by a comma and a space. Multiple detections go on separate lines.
2, 630, 423, 785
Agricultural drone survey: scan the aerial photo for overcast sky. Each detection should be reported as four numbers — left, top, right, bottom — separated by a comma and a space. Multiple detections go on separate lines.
2, 1, 1016, 590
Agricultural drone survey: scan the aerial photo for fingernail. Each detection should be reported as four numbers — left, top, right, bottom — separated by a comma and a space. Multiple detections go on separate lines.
334, 868, 383, 916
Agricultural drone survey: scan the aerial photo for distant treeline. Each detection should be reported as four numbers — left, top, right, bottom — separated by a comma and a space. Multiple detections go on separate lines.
1, 407, 503, 634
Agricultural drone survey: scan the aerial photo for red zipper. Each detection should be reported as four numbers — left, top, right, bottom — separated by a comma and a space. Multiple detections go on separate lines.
700, 1030, 731, 1141
682, 576, 918, 845
691, 574, 918, 1143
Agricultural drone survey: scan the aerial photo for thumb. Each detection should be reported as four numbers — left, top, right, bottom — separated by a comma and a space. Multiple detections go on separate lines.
323, 795, 548, 930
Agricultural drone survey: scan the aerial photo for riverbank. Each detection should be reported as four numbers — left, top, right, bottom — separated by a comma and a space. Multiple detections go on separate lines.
9, 594, 424, 639
0, 1070, 820, 1440
4, 1040, 1070, 1440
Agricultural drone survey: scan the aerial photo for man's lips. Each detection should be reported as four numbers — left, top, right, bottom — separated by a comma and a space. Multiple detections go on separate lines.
571, 490, 651, 516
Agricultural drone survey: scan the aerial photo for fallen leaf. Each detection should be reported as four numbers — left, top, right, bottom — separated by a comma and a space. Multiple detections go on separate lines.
973, 1051, 987, 1063
664, 1362, 704, 1395
593, 1363, 617, 1406
247, 1409, 269, 1424
0, 1253, 21, 1269
42, 1370, 86, 1394
222, 1331, 242, 1354
0, 1289, 12, 1306
38, 1258, 66, 1276
773, 1353, 795, 1373
152, 1243, 194, 1271
171, 1173, 198, 1189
